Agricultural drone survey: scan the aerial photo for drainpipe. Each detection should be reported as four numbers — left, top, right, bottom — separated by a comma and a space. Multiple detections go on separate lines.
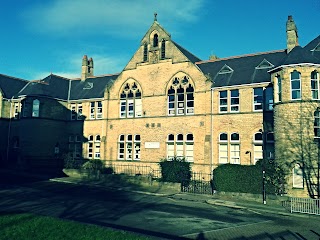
210, 88, 214, 177
6, 97, 14, 162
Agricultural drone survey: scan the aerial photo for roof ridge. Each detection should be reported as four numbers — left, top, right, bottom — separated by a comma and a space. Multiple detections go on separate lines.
196, 49, 286, 64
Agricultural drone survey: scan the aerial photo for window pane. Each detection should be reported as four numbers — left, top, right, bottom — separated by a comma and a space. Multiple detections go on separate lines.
220, 133, 228, 141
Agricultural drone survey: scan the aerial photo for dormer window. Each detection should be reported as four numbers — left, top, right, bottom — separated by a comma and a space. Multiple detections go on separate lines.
256, 59, 274, 69
218, 64, 233, 74
153, 34, 158, 47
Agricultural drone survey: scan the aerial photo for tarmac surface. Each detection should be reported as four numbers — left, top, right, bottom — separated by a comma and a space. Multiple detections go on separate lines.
1, 170, 320, 239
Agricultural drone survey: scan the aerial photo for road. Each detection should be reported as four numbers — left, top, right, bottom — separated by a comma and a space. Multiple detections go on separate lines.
0, 173, 319, 239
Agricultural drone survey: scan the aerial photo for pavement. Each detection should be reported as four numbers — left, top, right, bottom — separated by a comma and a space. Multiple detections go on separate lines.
49, 175, 295, 218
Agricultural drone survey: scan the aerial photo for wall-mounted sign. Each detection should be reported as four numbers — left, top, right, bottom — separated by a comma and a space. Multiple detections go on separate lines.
145, 142, 160, 149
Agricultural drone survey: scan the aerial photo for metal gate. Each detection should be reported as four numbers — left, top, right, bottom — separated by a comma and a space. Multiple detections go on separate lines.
181, 180, 213, 195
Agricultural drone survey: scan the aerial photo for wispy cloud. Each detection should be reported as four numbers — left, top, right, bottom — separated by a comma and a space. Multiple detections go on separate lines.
22, 0, 205, 37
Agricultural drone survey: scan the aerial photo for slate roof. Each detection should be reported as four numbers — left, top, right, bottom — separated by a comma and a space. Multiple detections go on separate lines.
196, 35, 320, 88
17, 74, 70, 100
69, 74, 118, 100
0, 74, 28, 99
196, 50, 287, 88
172, 41, 201, 63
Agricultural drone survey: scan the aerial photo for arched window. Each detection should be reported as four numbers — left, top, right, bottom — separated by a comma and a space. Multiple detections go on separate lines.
290, 70, 301, 100
143, 43, 148, 62
166, 133, 194, 162
88, 135, 94, 159
153, 34, 158, 47
230, 133, 240, 164
219, 133, 228, 164
32, 99, 40, 117
253, 132, 263, 164
161, 39, 165, 59
95, 135, 101, 159
311, 70, 319, 99
117, 134, 141, 160
293, 164, 304, 188
167, 76, 194, 116
120, 81, 142, 118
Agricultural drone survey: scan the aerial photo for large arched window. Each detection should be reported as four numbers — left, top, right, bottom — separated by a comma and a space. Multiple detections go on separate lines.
118, 134, 141, 160
32, 99, 40, 117
120, 81, 142, 118
167, 75, 194, 116
311, 70, 319, 100
290, 70, 301, 100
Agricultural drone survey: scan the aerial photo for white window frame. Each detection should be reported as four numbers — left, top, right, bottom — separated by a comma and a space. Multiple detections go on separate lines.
290, 70, 301, 100
185, 133, 194, 162
230, 133, 240, 164
293, 164, 304, 188
167, 77, 194, 116
230, 90, 239, 112
120, 82, 142, 119
219, 90, 228, 113
13, 102, 20, 119
253, 87, 263, 111
166, 134, 175, 159
315, 110, 320, 138
88, 135, 93, 159
32, 99, 40, 117
218, 133, 228, 164
311, 71, 319, 100
118, 134, 141, 160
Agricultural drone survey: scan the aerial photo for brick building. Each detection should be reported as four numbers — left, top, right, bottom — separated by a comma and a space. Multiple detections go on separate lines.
0, 16, 319, 197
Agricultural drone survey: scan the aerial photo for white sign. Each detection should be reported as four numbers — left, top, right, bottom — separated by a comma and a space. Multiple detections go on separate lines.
145, 142, 160, 149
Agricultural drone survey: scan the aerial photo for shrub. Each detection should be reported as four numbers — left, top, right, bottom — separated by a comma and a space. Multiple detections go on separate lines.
63, 154, 85, 169
159, 157, 191, 183
82, 159, 104, 171
213, 163, 277, 194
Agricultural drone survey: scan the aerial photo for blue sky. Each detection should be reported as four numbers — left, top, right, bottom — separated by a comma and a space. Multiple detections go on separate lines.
0, 0, 319, 80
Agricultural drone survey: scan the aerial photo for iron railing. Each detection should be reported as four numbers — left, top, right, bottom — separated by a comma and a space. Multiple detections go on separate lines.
108, 164, 161, 179
290, 197, 320, 215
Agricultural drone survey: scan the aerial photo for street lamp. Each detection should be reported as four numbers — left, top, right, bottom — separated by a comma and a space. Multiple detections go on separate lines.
259, 129, 267, 205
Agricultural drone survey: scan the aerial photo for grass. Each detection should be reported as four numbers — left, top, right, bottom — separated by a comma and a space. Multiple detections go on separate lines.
0, 212, 150, 240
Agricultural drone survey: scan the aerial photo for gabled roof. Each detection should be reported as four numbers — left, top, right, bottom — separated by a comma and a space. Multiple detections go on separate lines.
0, 74, 28, 99
17, 74, 70, 100
69, 74, 118, 100
172, 41, 201, 63
196, 50, 287, 88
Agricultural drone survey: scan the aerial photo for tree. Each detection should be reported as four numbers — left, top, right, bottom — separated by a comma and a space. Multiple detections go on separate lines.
275, 100, 320, 198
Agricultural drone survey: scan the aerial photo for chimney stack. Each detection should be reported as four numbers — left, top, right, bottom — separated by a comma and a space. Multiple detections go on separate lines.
286, 15, 299, 53
81, 55, 94, 81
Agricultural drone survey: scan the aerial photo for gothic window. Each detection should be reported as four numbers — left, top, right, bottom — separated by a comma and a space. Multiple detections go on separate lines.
167, 76, 194, 116
290, 70, 301, 100
161, 39, 166, 59
311, 70, 319, 100
32, 99, 40, 117
143, 43, 148, 62
153, 34, 158, 47
120, 81, 142, 118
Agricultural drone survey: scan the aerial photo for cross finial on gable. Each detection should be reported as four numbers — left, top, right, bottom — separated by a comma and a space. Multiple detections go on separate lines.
154, 12, 157, 21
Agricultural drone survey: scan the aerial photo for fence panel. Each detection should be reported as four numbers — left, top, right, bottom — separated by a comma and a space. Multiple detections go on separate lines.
290, 197, 320, 215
